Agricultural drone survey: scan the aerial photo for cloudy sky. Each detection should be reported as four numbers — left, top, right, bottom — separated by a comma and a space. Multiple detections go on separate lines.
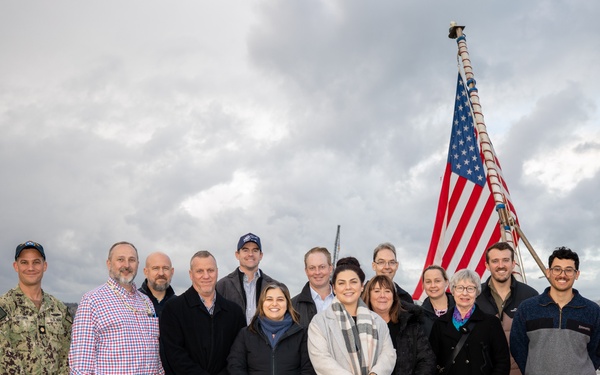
2, 1, 599, 303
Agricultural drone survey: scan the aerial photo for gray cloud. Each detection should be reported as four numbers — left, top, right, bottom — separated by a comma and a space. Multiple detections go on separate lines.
1, 1, 599, 303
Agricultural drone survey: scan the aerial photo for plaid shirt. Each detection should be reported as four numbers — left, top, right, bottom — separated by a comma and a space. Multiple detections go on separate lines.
69, 278, 164, 375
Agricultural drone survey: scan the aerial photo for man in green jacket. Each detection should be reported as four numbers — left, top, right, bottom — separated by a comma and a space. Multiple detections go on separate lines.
0, 241, 72, 375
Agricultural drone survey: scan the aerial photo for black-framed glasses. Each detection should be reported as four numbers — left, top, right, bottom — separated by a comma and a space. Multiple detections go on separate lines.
549, 267, 577, 277
453, 285, 477, 294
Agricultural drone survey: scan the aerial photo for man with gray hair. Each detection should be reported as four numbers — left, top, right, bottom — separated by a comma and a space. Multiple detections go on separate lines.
369, 242, 414, 304
69, 241, 164, 374
160, 251, 246, 374
139, 251, 176, 318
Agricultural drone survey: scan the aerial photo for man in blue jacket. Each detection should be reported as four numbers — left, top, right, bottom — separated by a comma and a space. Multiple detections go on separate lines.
510, 247, 600, 375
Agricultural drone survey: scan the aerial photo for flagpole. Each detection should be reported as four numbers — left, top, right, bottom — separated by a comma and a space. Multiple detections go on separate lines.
448, 22, 548, 281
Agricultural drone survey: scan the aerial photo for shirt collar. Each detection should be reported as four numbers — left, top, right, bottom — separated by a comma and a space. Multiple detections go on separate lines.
310, 284, 333, 301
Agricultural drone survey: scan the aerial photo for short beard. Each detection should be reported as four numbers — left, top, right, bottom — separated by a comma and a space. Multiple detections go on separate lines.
149, 280, 169, 292
110, 268, 137, 286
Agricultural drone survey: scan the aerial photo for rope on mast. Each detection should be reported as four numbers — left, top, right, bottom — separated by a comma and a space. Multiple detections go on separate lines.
448, 22, 548, 283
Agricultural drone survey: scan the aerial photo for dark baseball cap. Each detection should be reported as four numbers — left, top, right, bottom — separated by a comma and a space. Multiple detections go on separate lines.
15, 241, 46, 260
237, 233, 262, 251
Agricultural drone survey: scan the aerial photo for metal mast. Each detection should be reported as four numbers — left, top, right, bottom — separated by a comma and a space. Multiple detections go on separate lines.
332, 225, 341, 268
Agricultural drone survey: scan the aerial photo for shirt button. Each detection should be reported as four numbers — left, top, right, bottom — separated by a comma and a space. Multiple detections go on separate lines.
465, 360, 470, 364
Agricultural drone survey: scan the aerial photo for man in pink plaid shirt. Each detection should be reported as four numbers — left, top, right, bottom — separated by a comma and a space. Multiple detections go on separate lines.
69, 241, 164, 375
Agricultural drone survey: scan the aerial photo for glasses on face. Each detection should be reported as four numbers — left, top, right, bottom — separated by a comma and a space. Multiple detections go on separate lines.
549, 267, 577, 277
375, 260, 398, 267
453, 285, 477, 294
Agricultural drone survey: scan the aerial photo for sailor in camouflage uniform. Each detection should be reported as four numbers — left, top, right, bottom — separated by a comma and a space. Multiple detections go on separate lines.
0, 241, 72, 375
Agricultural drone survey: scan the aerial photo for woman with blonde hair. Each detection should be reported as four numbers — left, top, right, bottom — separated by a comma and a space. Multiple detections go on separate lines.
420, 265, 455, 336
228, 282, 314, 374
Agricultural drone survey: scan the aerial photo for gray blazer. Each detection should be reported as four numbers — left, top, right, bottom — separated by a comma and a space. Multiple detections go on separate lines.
308, 307, 396, 375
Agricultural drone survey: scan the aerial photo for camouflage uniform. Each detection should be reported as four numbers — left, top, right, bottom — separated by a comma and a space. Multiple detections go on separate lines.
0, 285, 72, 375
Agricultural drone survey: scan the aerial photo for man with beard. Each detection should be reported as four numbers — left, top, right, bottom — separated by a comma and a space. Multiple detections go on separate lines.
510, 247, 600, 375
69, 241, 164, 374
139, 252, 176, 318
476, 241, 538, 375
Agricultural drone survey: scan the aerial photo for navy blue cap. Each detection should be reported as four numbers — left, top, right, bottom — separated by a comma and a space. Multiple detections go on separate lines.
237, 233, 262, 251
15, 241, 46, 260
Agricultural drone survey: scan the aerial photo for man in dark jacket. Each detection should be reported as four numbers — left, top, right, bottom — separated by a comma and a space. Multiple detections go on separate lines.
139, 251, 176, 318
476, 242, 538, 375
291, 247, 334, 328
160, 251, 246, 375
369, 242, 414, 305
216, 232, 281, 324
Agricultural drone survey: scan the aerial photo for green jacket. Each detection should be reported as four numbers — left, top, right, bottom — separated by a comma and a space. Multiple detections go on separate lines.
0, 285, 72, 375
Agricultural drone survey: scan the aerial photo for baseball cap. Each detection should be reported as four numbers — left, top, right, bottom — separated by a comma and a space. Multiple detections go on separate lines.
237, 233, 262, 251
15, 241, 46, 260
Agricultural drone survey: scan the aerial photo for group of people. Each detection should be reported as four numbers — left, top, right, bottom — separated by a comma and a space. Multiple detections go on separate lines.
1, 235, 599, 375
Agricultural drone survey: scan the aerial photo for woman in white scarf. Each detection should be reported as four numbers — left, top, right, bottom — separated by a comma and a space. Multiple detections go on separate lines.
308, 257, 396, 375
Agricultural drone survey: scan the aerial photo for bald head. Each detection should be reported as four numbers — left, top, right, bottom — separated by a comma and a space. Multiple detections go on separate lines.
143, 251, 174, 293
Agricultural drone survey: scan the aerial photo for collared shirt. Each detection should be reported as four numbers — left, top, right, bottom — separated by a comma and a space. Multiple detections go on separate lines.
310, 285, 334, 313
242, 269, 261, 324
0, 285, 72, 375
199, 293, 217, 315
488, 279, 511, 315
69, 278, 164, 375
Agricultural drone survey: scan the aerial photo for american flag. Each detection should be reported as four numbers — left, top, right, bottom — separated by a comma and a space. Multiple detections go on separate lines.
412, 73, 519, 301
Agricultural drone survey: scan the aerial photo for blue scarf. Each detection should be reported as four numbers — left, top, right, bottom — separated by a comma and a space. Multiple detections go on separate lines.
259, 313, 293, 348
452, 304, 476, 331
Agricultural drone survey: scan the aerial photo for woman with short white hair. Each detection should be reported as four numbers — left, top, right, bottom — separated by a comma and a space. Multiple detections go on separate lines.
429, 269, 510, 375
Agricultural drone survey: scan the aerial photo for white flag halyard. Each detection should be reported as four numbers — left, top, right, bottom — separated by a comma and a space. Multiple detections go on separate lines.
412, 72, 521, 301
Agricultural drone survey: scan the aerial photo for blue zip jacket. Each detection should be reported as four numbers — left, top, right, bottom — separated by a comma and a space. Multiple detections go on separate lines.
510, 287, 600, 375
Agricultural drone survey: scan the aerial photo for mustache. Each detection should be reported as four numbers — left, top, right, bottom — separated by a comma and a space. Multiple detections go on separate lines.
119, 267, 133, 273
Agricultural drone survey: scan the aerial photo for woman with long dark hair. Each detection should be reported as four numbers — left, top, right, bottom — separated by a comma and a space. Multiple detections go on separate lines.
228, 282, 314, 375
307, 257, 396, 375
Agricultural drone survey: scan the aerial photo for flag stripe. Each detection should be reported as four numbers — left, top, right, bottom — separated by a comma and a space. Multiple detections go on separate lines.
413, 73, 521, 301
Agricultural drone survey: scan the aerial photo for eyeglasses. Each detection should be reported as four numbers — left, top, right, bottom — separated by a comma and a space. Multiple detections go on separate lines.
453, 285, 477, 294
375, 260, 398, 267
549, 267, 577, 277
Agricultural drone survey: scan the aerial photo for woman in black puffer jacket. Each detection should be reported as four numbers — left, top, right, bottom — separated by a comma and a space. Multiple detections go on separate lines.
227, 282, 315, 375
363, 275, 436, 375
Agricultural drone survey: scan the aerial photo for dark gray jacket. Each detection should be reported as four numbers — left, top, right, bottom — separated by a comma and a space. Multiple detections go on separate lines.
216, 268, 278, 314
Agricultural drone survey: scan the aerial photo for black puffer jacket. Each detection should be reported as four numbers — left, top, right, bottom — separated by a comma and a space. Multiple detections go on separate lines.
227, 318, 315, 375
391, 302, 437, 375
